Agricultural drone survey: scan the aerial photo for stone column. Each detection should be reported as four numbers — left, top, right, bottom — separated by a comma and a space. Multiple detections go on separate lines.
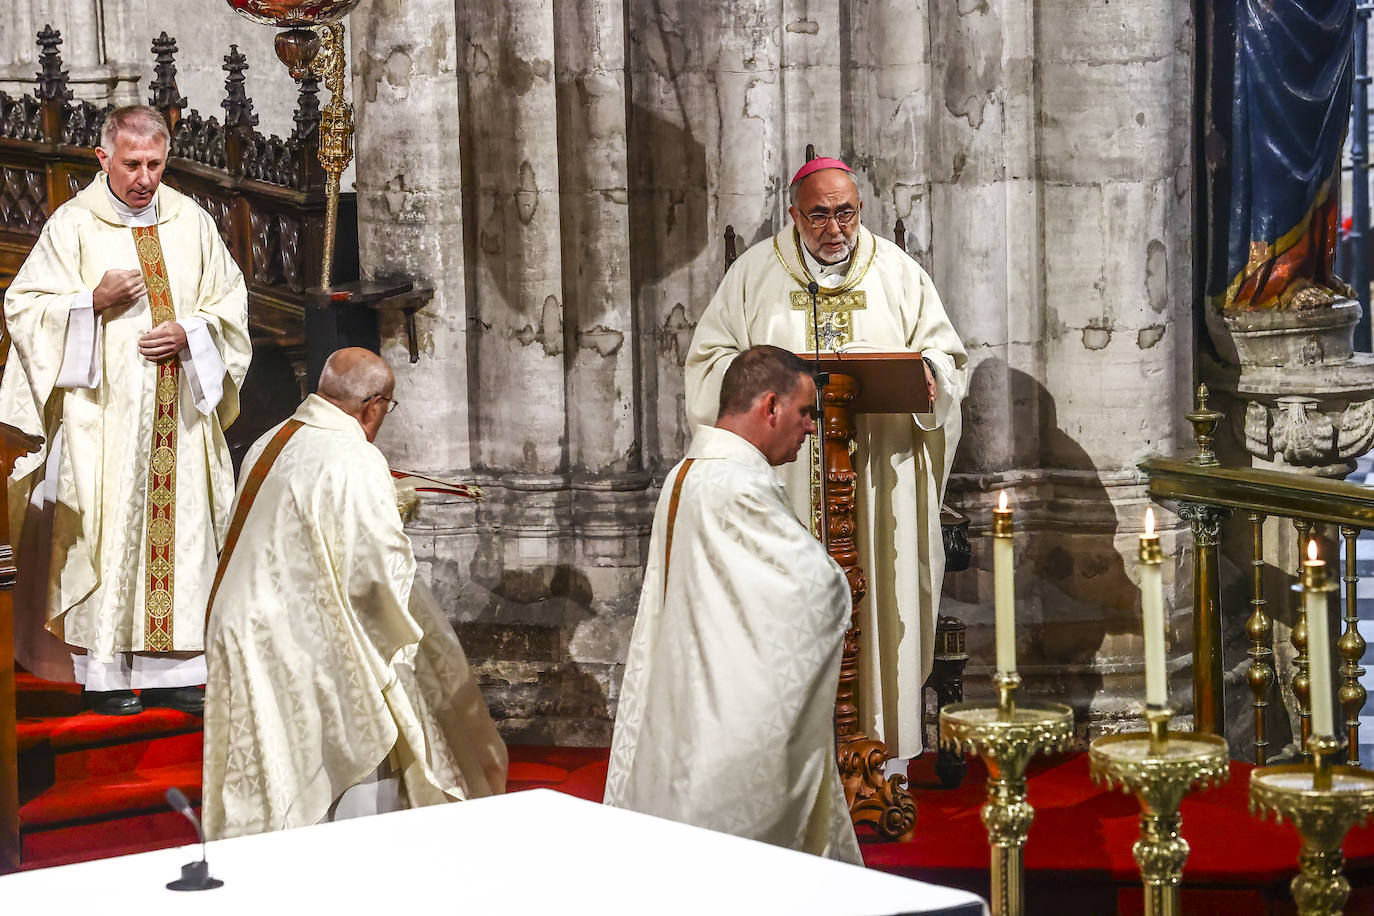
0, 1, 144, 105
465, 0, 567, 476
352, 0, 470, 473
841, 0, 932, 252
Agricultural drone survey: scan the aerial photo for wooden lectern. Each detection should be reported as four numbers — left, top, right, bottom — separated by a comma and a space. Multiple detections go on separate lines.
798, 351, 930, 842
0, 421, 41, 874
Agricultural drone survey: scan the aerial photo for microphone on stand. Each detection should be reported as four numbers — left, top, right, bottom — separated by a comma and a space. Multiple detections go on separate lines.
164, 787, 224, 891
808, 280, 831, 554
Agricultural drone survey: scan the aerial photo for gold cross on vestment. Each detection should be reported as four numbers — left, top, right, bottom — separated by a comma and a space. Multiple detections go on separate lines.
790, 289, 867, 350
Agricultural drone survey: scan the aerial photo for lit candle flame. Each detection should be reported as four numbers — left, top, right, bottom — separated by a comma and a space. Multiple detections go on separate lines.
1308, 539, 1319, 563
1145, 507, 1155, 536
998, 491, 1008, 512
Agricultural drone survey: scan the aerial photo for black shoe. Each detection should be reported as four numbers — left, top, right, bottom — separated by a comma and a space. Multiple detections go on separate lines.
85, 689, 142, 716
139, 686, 204, 715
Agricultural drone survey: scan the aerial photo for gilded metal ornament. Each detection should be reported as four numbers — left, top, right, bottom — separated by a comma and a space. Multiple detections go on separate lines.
1090, 708, 1230, 916
1251, 739, 1374, 916
940, 677, 1074, 916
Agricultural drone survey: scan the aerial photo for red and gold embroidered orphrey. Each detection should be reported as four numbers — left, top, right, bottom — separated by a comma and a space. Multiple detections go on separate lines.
131, 225, 178, 652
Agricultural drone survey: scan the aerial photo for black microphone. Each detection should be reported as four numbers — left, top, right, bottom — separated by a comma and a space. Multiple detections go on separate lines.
807, 280, 831, 553
165, 787, 223, 891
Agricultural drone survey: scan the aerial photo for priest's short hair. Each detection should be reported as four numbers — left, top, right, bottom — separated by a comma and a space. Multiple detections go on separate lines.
99, 104, 171, 154
717, 345, 812, 419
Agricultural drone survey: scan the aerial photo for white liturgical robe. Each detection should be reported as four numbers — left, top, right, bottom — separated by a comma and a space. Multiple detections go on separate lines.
604, 426, 861, 864
1, 173, 251, 686
201, 395, 508, 840
685, 225, 968, 758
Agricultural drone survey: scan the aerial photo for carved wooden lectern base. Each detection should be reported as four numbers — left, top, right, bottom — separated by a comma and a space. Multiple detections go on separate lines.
822, 373, 917, 841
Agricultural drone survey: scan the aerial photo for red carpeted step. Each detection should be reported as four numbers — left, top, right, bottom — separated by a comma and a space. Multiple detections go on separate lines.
18, 705, 199, 754
20, 807, 200, 871
52, 730, 203, 782
15, 671, 83, 720
18, 762, 202, 830
506, 745, 609, 802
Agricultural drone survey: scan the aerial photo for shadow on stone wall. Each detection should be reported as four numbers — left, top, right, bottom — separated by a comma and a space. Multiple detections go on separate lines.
428, 532, 639, 748
949, 363, 1138, 738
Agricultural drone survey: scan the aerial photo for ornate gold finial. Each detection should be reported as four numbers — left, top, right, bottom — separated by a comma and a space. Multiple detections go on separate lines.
1186, 383, 1223, 467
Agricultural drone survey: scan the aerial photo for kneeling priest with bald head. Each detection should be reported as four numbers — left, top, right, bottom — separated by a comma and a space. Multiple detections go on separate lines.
202, 348, 507, 840
604, 345, 861, 863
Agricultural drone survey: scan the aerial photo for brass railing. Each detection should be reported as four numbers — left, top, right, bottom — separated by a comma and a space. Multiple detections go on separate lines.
1140, 386, 1374, 765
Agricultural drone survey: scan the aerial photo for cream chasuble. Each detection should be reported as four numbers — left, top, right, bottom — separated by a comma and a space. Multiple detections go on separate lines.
685, 226, 968, 758
202, 395, 508, 840
605, 426, 861, 864
0, 173, 251, 682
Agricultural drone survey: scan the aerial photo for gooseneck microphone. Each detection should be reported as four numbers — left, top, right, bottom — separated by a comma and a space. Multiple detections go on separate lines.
808, 280, 831, 553
165, 786, 224, 891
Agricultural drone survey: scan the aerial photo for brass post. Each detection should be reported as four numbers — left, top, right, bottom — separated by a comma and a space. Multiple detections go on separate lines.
1248, 512, 1275, 764
1179, 502, 1228, 734
1338, 527, 1366, 766
1293, 520, 1313, 761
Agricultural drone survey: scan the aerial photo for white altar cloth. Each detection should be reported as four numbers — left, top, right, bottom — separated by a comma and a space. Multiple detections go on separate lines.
0, 789, 988, 915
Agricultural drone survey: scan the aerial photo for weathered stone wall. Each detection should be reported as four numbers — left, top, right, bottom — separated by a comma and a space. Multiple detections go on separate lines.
351, 0, 1199, 745
0, 2, 1202, 747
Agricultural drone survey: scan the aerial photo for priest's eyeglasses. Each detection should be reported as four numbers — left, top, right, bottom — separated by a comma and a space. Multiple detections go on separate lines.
803, 208, 857, 229
364, 394, 400, 414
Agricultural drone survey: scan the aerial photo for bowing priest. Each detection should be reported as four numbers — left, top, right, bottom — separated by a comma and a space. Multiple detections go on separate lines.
201, 348, 507, 840
685, 157, 968, 767
606, 345, 861, 864
0, 105, 251, 715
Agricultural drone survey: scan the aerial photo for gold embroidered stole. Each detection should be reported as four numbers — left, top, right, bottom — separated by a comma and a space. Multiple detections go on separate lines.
131, 225, 179, 652
774, 228, 877, 534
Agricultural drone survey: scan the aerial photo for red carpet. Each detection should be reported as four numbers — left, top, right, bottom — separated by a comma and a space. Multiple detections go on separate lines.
16, 676, 1374, 915
15, 672, 202, 870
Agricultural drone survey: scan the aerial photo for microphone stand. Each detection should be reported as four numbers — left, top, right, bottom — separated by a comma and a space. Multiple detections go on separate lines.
808, 280, 830, 553
165, 787, 223, 891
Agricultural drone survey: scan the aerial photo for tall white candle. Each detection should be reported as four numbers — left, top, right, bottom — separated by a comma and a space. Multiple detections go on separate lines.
993, 491, 1015, 676
1139, 508, 1167, 707
1303, 540, 1335, 740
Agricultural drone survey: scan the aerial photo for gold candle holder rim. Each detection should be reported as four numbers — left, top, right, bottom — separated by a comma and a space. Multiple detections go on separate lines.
1250, 762, 1374, 809
1089, 730, 1230, 778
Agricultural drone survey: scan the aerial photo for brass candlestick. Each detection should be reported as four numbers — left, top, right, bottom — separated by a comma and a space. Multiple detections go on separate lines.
1250, 735, 1374, 915
941, 674, 1074, 916
1089, 707, 1230, 916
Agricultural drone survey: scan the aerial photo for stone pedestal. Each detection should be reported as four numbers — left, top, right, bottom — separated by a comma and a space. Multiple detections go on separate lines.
1205, 300, 1374, 477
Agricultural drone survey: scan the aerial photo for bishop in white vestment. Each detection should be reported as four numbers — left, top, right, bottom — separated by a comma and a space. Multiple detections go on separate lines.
0, 107, 251, 710
202, 349, 507, 840
606, 345, 861, 864
685, 158, 968, 759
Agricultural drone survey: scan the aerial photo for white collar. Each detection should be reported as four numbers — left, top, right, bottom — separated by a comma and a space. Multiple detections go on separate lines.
103, 179, 158, 227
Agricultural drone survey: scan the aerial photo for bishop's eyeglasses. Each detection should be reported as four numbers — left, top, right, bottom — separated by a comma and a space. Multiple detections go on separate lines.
802, 207, 858, 229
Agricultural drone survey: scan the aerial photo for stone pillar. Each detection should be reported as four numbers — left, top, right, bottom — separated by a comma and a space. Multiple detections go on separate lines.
841, 0, 932, 253
0, 1, 144, 105
465, 0, 567, 476
352, 0, 470, 473
554, 0, 639, 482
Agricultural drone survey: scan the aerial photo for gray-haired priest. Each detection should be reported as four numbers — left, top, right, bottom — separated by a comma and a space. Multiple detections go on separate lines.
606, 345, 860, 863
201, 348, 507, 840
0, 105, 251, 715
685, 157, 968, 768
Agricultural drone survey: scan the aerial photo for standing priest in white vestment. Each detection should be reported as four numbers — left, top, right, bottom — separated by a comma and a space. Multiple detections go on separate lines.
606, 345, 861, 864
685, 158, 968, 765
0, 106, 251, 715
202, 348, 507, 840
